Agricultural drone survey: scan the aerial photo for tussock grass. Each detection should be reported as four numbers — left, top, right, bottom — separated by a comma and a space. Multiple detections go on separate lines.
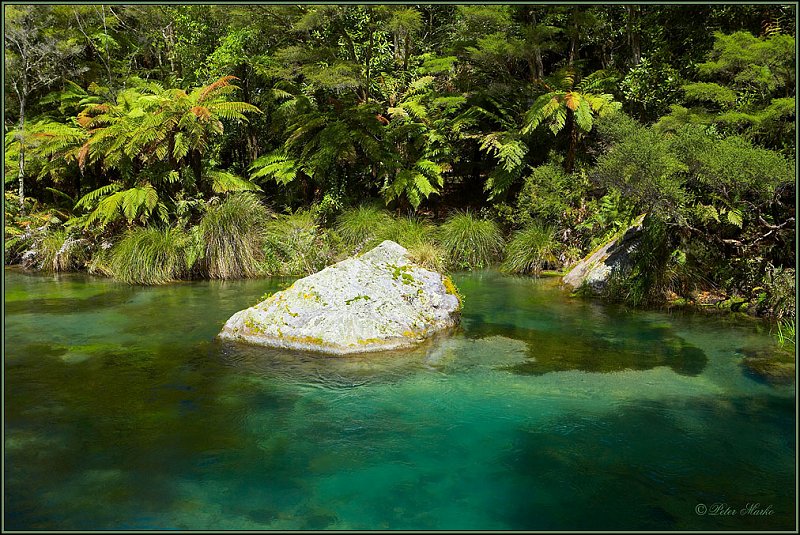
264, 210, 335, 275
336, 207, 445, 272
37, 228, 88, 272
335, 204, 393, 250
408, 242, 446, 272
109, 226, 192, 284
502, 223, 559, 275
438, 211, 504, 270
775, 318, 796, 349
87, 245, 114, 277
198, 192, 269, 279
377, 216, 434, 249
37, 229, 68, 272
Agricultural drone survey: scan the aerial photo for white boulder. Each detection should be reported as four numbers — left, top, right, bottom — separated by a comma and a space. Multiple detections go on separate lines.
218, 241, 461, 354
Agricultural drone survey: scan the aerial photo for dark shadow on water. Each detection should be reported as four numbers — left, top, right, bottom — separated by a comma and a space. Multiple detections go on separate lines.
4, 288, 138, 315
462, 319, 708, 376
498, 395, 796, 530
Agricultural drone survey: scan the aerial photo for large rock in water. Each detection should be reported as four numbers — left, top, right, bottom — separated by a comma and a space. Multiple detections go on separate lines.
562, 214, 646, 293
218, 241, 461, 354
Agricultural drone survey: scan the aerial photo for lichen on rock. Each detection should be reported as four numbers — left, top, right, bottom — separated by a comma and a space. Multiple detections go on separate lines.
218, 241, 461, 354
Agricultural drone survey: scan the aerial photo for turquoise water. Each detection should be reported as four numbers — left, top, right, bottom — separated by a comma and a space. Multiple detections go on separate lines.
4, 268, 795, 530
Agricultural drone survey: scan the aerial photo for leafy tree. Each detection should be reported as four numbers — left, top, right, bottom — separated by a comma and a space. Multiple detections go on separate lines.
5, 5, 85, 212
658, 30, 796, 153
456, 95, 529, 200
619, 57, 682, 122
595, 120, 794, 295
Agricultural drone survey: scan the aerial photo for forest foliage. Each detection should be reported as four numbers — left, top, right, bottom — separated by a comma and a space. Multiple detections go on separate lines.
3, 4, 796, 319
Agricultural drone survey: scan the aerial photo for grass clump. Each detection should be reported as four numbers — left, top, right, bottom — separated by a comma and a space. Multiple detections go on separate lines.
335, 204, 393, 251
197, 192, 269, 279
774, 318, 796, 350
408, 242, 446, 272
31, 228, 88, 273
264, 210, 335, 275
438, 211, 504, 270
502, 223, 559, 275
109, 226, 193, 284
37, 228, 68, 272
336, 207, 445, 271
378, 216, 433, 248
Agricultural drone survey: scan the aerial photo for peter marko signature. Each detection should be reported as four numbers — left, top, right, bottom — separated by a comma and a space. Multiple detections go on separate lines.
695, 503, 775, 516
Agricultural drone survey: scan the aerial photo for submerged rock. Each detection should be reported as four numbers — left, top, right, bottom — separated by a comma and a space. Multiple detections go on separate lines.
219, 241, 461, 354
562, 214, 646, 293
741, 348, 796, 385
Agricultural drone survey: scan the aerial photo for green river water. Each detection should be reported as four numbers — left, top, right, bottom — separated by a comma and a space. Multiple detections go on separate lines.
4, 268, 796, 530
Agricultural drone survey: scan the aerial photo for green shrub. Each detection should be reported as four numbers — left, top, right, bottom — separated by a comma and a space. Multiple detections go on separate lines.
515, 163, 577, 227
87, 244, 114, 277
501, 223, 559, 275
438, 211, 504, 270
109, 226, 193, 285
593, 127, 689, 221
601, 216, 674, 306
197, 192, 269, 279
760, 267, 796, 319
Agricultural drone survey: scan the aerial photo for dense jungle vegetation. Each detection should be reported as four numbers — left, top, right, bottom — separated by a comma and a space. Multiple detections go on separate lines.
3, 5, 796, 325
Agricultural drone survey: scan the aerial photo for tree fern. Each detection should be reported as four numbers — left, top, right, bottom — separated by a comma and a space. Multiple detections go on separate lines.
523, 68, 621, 172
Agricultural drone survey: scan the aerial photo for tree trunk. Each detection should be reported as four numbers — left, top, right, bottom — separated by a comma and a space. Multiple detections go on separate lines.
241, 72, 259, 165
627, 5, 642, 66
191, 150, 203, 188
534, 48, 544, 80
17, 97, 26, 215
364, 29, 374, 102
564, 107, 577, 174
247, 132, 259, 165
403, 32, 410, 71
568, 6, 579, 67
528, 10, 544, 80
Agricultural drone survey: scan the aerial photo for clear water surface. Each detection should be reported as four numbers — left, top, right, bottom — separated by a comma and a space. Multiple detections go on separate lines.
4, 268, 796, 530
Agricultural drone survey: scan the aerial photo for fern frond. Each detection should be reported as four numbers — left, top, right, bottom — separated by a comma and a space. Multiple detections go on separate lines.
75, 183, 121, 210
208, 170, 263, 193
250, 152, 299, 185
548, 107, 567, 135
198, 75, 239, 102
574, 99, 593, 132
522, 94, 561, 134
207, 101, 262, 120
